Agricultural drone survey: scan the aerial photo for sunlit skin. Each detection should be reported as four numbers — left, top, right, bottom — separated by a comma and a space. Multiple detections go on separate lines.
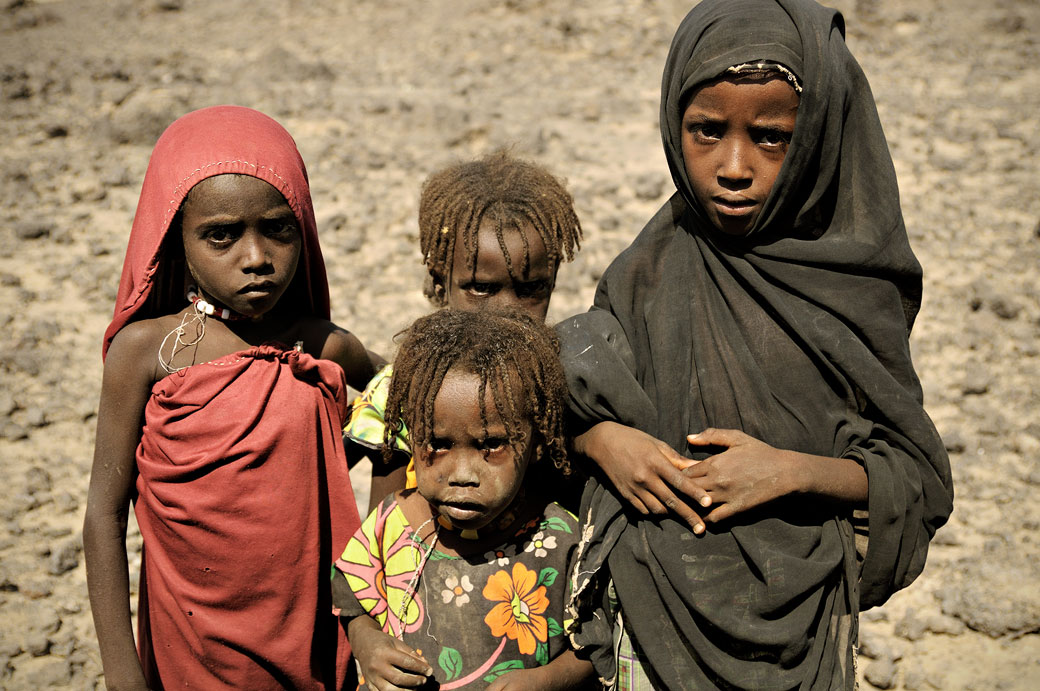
180, 175, 301, 318
681, 75, 799, 236
411, 368, 533, 533
445, 219, 556, 322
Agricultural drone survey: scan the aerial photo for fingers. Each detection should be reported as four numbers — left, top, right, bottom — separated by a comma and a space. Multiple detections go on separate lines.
687, 427, 748, 449
661, 487, 707, 534
366, 642, 432, 690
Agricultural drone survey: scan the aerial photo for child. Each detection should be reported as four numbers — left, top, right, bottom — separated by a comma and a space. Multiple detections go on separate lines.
334, 309, 595, 690
82, 106, 382, 689
558, 1, 954, 689
347, 150, 583, 506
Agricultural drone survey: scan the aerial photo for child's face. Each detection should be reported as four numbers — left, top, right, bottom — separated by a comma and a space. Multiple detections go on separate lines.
446, 220, 555, 322
680, 76, 799, 236
413, 367, 534, 533
180, 174, 301, 317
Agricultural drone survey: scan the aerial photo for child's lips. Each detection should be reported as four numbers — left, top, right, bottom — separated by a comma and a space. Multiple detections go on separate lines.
712, 196, 757, 216
239, 281, 277, 296
440, 501, 485, 523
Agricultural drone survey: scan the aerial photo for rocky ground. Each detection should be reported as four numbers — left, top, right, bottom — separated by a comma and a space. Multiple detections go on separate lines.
1, 0, 1038, 688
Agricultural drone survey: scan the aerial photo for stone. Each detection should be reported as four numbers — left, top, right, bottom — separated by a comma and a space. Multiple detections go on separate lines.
24, 408, 46, 428
14, 221, 53, 240
863, 658, 898, 689
24, 466, 52, 495
895, 608, 928, 641
631, 172, 667, 201
24, 632, 50, 657
22, 657, 73, 687
48, 540, 80, 576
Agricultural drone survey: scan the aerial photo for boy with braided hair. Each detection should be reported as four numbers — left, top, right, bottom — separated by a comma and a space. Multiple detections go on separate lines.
348, 149, 583, 506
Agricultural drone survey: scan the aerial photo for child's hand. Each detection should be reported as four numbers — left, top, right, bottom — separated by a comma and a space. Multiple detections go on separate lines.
574, 421, 712, 534
684, 428, 803, 522
347, 617, 433, 690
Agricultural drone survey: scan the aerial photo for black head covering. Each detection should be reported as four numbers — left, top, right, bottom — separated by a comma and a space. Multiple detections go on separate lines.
560, 1, 953, 688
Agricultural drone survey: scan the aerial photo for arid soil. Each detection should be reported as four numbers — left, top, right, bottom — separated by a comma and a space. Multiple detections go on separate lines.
1, 0, 1038, 688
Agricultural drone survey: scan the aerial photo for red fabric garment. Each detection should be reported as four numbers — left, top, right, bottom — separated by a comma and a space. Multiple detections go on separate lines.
103, 105, 330, 360
102, 106, 358, 687
135, 345, 359, 689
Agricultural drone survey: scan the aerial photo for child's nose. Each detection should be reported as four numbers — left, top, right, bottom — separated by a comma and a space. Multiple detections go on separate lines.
239, 232, 271, 270
447, 452, 481, 486
488, 291, 520, 311
717, 138, 752, 184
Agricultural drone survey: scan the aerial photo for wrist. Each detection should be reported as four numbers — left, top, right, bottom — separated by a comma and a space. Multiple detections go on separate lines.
572, 421, 609, 458
783, 449, 816, 495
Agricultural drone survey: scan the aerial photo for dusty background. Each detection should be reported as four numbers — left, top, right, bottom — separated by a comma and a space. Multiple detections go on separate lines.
1, 0, 1038, 688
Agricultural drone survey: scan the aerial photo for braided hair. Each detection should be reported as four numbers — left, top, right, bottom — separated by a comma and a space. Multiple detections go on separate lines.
384, 309, 569, 475
418, 149, 582, 303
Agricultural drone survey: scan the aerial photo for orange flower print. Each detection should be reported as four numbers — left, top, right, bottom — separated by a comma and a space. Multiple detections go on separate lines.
482, 562, 549, 655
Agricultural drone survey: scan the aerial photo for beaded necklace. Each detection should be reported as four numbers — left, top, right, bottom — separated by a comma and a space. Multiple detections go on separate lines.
157, 286, 249, 374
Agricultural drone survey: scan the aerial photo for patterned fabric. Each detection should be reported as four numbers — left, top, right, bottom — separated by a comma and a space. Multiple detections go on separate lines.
615, 623, 661, 691
334, 496, 580, 689
344, 364, 416, 488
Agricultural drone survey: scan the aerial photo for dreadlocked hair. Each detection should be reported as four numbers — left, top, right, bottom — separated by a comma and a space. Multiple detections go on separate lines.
418, 149, 582, 303
384, 308, 570, 475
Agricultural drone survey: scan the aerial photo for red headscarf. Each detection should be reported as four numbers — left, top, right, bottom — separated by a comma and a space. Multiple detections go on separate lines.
102, 105, 331, 359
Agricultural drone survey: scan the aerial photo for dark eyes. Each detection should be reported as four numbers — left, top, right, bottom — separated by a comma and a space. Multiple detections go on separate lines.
201, 219, 298, 248
753, 128, 792, 147
465, 282, 496, 297
461, 281, 549, 299
428, 437, 452, 454
426, 436, 508, 454
684, 123, 792, 149
480, 437, 508, 453
687, 123, 722, 141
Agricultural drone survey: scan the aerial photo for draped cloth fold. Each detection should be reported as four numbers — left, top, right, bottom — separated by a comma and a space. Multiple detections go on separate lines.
135, 344, 358, 689
561, 1, 953, 689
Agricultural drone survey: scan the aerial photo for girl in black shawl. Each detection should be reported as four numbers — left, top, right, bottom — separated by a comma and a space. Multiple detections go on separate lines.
559, 1, 953, 689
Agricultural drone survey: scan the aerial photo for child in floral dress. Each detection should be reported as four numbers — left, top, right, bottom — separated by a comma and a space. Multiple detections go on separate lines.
333, 309, 594, 690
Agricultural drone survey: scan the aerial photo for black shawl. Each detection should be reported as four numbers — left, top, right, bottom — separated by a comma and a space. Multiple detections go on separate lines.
560, 1, 953, 688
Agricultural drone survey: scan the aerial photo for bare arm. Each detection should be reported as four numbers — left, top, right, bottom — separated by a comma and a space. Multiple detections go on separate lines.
83, 323, 159, 691
320, 325, 386, 392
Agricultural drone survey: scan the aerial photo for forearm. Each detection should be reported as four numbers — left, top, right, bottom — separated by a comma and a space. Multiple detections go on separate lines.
83, 508, 148, 690
786, 450, 868, 506
538, 651, 596, 690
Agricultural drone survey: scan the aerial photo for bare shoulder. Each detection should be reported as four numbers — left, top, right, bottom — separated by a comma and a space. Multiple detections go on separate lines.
104, 317, 175, 385
296, 317, 385, 390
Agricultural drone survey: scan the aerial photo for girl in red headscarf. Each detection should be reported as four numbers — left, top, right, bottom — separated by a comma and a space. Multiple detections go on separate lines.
83, 106, 382, 690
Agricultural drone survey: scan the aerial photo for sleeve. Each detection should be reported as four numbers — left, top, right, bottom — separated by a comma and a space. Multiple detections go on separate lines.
344, 364, 411, 456
848, 420, 953, 609
332, 499, 390, 620
554, 308, 657, 435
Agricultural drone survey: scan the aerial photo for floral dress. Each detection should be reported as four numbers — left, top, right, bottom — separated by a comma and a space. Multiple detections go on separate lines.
333, 495, 580, 689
